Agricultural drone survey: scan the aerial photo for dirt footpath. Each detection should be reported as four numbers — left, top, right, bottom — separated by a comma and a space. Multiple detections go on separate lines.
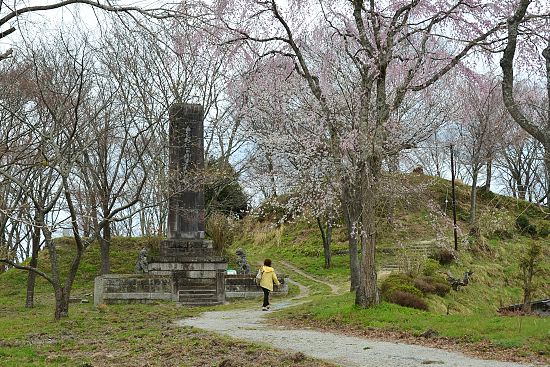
177, 301, 534, 367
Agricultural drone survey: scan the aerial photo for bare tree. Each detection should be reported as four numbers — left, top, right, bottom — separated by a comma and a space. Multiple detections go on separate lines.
73, 66, 152, 275
0, 33, 102, 318
0, 59, 32, 270
500, 0, 550, 213
455, 74, 507, 234
96, 19, 246, 238
0, 0, 180, 60
496, 126, 542, 201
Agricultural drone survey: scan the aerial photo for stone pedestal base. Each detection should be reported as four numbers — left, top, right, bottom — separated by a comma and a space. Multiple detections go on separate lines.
158, 239, 215, 257
147, 239, 227, 305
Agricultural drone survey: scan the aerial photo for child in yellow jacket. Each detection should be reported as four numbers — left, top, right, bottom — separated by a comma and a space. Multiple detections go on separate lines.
259, 258, 280, 311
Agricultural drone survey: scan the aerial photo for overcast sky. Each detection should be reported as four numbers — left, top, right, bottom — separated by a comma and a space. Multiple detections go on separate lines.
1, 0, 175, 52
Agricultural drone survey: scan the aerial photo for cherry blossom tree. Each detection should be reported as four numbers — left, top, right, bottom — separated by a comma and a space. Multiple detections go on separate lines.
500, 0, 550, 213
214, 0, 517, 307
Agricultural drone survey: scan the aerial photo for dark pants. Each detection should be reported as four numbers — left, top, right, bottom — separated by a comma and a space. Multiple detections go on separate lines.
261, 287, 270, 307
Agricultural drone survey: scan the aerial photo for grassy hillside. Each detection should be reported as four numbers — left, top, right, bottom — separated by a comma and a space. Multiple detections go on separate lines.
0, 236, 162, 303
234, 175, 549, 307
231, 174, 550, 360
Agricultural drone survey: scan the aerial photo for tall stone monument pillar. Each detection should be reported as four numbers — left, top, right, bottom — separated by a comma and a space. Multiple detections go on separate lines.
148, 103, 227, 305
167, 104, 205, 240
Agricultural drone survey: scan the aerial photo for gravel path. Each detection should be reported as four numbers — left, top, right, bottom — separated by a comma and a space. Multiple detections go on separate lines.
178, 301, 534, 367
178, 263, 535, 367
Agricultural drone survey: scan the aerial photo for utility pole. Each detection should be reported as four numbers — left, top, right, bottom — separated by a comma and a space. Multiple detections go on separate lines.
450, 144, 458, 251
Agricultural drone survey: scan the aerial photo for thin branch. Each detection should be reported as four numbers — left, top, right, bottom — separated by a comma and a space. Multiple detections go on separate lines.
0, 258, 55, 286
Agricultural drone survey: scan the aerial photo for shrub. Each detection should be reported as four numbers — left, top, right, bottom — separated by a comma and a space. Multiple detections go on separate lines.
420, 275, 451, 296
413, 278, 436, 295
205, 158, 248, 217
538, 222, 550, 238
432, 282, 452, 296
515, 214, 537, 237
429, 248, 455, 265
387, 291, 428, 310
206, 212, 236, 255
380, 273, 413, 295
388, 284, 423, 298
422, 258, 440, 276
414, 276, 451, 296
381, 274, 423, 300
515, 214, 529, 230
492, 229, 513, 240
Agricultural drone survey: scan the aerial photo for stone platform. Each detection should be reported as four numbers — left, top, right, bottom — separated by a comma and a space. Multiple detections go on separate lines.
94, 273, 289, 306
94, 274, 173, 305
148, 238, 227, 305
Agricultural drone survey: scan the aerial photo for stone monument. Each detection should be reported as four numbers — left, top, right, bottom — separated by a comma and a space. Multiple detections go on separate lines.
134, 248, 148, 274
235, 248, 251, 275
147, 103, 227, 305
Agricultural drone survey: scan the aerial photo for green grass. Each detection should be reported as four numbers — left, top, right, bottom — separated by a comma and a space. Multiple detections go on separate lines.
278, 292, 550, 354
0, 296, 332, 367
0, 234, 333, 366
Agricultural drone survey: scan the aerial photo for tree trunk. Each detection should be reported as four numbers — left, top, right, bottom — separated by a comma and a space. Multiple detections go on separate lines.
25, 220, 42, 308
501, 0, 550, 212
544, 147, 550, 215
325, 218, 332, 269
266, 152, 278, 198
522, 285, 532, 313
345, 214, 360, 290
343, 181, 360, 291
522, 260, 534, 313
44, 230, 66, 320
100, 219, 111, 275
355, 162, 379, 307
485, 160, 492, 191
316, 216, 332, 269
54, 288, 69, 320
140, 207, 147, 236
512, 188, 517, 199
469, 167, 479, 235
517, 183, 527, 201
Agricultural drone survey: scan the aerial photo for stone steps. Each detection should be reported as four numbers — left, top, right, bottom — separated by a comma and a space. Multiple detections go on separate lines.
381, 264, 400, 269
179, 301, 224, 306
178, 287, 218, 305
179, 289, 217, 296
379, 242, 438, 273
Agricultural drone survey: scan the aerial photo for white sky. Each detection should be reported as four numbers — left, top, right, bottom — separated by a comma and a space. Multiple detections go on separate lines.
1, 0, 174, 52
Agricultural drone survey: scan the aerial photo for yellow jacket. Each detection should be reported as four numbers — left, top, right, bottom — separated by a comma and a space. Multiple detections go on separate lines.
259, 266, 280, 291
